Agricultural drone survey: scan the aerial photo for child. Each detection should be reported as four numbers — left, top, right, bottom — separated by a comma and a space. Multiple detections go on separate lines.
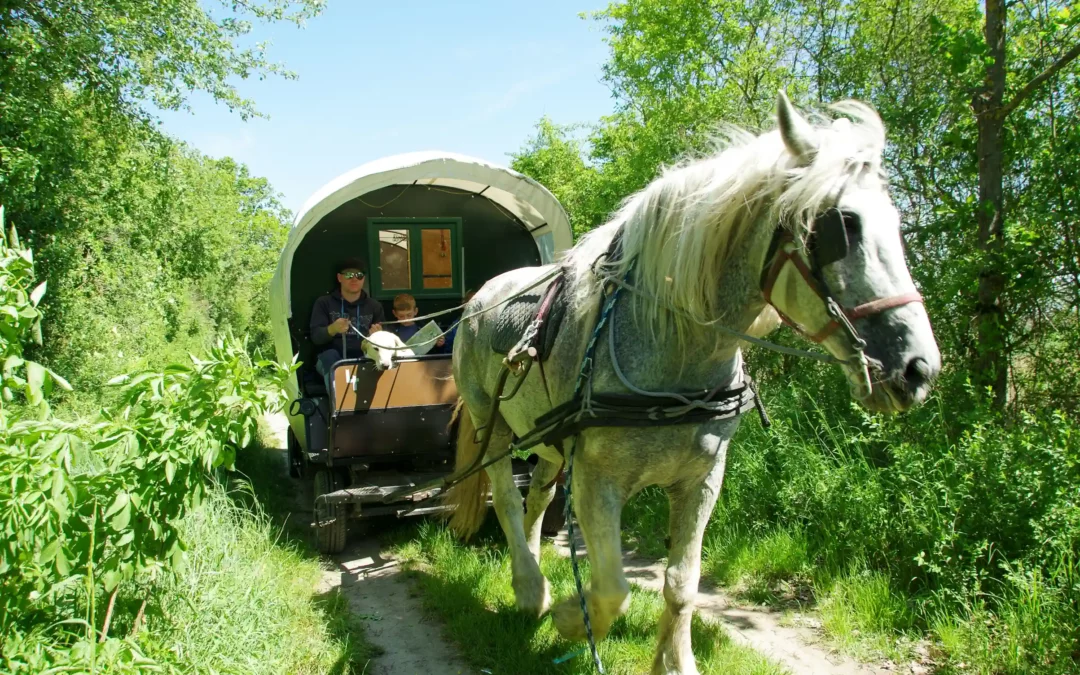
390, 293, 446, 352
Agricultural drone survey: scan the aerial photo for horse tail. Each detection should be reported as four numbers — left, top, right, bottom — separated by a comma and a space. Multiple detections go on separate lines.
443, 398, 490, 539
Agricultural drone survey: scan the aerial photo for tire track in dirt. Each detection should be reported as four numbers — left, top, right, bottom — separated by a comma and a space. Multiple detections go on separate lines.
263, 414, 474, 675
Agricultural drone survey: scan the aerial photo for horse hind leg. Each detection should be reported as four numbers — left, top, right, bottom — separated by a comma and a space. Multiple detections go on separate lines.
551, 459, 630, 643
523, 453, 562, 561
652, 456, 728, 675
444, 402, 551, 615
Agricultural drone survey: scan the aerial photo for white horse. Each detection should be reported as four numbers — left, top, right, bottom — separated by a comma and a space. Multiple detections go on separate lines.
361, 330, 414, 370
445, 93, 940, 675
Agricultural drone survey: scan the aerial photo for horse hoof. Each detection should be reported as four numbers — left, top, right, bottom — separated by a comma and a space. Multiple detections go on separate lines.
651, 651, 700, 675
512, 574, 550, 617
551, 595, 588, 640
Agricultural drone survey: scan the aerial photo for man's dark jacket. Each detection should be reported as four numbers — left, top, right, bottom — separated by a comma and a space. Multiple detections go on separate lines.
309, 289, 385, 358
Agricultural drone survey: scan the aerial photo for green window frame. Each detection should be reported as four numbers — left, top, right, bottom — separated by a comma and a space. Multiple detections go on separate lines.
366, 217, 463, 300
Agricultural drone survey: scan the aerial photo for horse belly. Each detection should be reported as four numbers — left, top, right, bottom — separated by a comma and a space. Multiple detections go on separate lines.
579, 419, 740, 493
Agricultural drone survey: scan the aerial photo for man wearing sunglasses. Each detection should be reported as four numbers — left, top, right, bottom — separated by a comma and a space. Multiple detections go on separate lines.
309, 257, 385, 391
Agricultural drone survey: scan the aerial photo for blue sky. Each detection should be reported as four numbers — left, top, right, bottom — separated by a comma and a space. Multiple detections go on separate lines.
157, 1, 617, 215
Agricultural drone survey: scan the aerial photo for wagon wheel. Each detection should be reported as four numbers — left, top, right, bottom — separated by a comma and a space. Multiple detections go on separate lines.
313, 469, 348, 554
286, 427, 305, 479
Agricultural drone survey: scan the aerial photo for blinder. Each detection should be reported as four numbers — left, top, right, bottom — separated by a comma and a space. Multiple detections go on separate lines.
809, 208, 851, 268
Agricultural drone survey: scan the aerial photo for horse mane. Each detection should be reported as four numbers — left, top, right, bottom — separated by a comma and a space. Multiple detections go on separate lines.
568, 100, 886, 343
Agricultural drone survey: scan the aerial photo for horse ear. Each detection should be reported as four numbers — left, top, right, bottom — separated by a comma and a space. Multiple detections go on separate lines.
777, 91, 818, 164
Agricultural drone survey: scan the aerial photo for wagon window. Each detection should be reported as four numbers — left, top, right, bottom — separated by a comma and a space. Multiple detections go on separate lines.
421, 228, 453, 289
367, 218, 462, 299
378, 229, 411, 290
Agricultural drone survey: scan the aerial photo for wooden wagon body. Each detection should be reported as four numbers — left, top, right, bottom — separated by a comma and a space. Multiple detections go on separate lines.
268, 152, 573, 552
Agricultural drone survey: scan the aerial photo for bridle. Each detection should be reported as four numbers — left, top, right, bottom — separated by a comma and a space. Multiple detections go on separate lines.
760, 207, 923, 398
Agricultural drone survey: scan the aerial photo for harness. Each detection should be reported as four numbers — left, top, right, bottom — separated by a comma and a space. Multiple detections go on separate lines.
760, 208, 924, 398
380, 200, 925, 672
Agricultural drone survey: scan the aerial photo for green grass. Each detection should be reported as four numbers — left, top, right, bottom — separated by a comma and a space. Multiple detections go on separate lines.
1, 481, 378, 674
390, 520, 788, 675
703, 527, 812, 605
814, 567, 918, 663
136, 483, 380, 674
929, 557, 1080, 675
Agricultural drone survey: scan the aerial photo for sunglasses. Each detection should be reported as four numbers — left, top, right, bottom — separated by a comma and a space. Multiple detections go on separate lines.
341, 271, 365, 280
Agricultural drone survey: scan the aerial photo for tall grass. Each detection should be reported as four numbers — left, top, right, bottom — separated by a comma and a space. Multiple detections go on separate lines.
147, 483, 378, 673
620, 369, 1080, 673
2, 481, 377, 674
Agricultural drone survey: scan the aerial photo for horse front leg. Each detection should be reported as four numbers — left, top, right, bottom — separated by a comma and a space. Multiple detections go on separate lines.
486, 429, 551, 616
652, 450, 728, 675
551, 458, 630, 643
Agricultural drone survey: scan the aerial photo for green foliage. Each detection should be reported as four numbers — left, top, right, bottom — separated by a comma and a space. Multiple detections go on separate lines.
2, 484, 377, 675
0, 0, 324, 124
0, 333, 293, 641
0, 207, 71, 415
0, 229, 310, 669
1, 0, 302, 402
17, 117, 291, 397
510, 118, 604, 237
0, 231, 365, 672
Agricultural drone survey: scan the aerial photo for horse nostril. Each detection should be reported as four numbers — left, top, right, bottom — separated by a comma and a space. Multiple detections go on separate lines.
903, 357, 932, 392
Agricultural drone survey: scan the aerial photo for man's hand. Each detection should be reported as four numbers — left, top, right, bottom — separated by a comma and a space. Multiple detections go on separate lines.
436, 336, 446, 347
370, 323, 383, 333
328, 317, 351, 336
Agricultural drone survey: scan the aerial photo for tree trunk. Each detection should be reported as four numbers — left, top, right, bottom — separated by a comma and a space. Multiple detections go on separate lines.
972, 0, 1009, 409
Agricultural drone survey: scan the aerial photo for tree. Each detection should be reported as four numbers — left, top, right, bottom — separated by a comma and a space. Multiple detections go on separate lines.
510, 119, 604, 235
512, 0, 1080, 415
968, 0, 1080, 408
0, 0, 309, 395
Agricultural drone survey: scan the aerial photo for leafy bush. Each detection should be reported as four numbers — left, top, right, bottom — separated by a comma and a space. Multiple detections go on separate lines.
0, 213, 349, 672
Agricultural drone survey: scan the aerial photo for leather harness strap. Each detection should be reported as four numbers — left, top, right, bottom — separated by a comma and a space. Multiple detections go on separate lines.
761, 232, 923, 345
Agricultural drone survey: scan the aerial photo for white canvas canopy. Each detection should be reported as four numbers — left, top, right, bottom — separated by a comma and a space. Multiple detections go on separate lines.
268, 151, 574, 399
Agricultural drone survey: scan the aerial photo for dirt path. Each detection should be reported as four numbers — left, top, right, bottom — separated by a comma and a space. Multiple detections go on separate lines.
263, 414, 474, 675
263, 413, 906, 675
552, 530, 893, 675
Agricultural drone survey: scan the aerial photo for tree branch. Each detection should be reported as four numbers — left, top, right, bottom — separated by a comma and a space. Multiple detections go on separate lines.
99, 587, 119, 643
1001, 41, 1080, 117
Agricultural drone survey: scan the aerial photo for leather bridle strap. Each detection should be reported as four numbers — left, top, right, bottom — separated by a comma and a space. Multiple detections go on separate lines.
761, 233, 924, 346
846, 293, 924, 320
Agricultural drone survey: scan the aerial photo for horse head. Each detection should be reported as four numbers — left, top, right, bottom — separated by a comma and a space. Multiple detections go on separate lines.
765, 92, 941, 413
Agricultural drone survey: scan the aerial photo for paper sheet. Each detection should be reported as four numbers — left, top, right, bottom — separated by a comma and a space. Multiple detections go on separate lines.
405, 320, 443, 356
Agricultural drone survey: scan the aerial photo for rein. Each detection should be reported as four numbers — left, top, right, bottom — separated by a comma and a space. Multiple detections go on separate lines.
345, 267, 564, 353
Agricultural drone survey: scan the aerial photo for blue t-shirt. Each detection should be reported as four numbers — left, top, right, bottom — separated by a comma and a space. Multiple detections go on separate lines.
392, 323, 421, 342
